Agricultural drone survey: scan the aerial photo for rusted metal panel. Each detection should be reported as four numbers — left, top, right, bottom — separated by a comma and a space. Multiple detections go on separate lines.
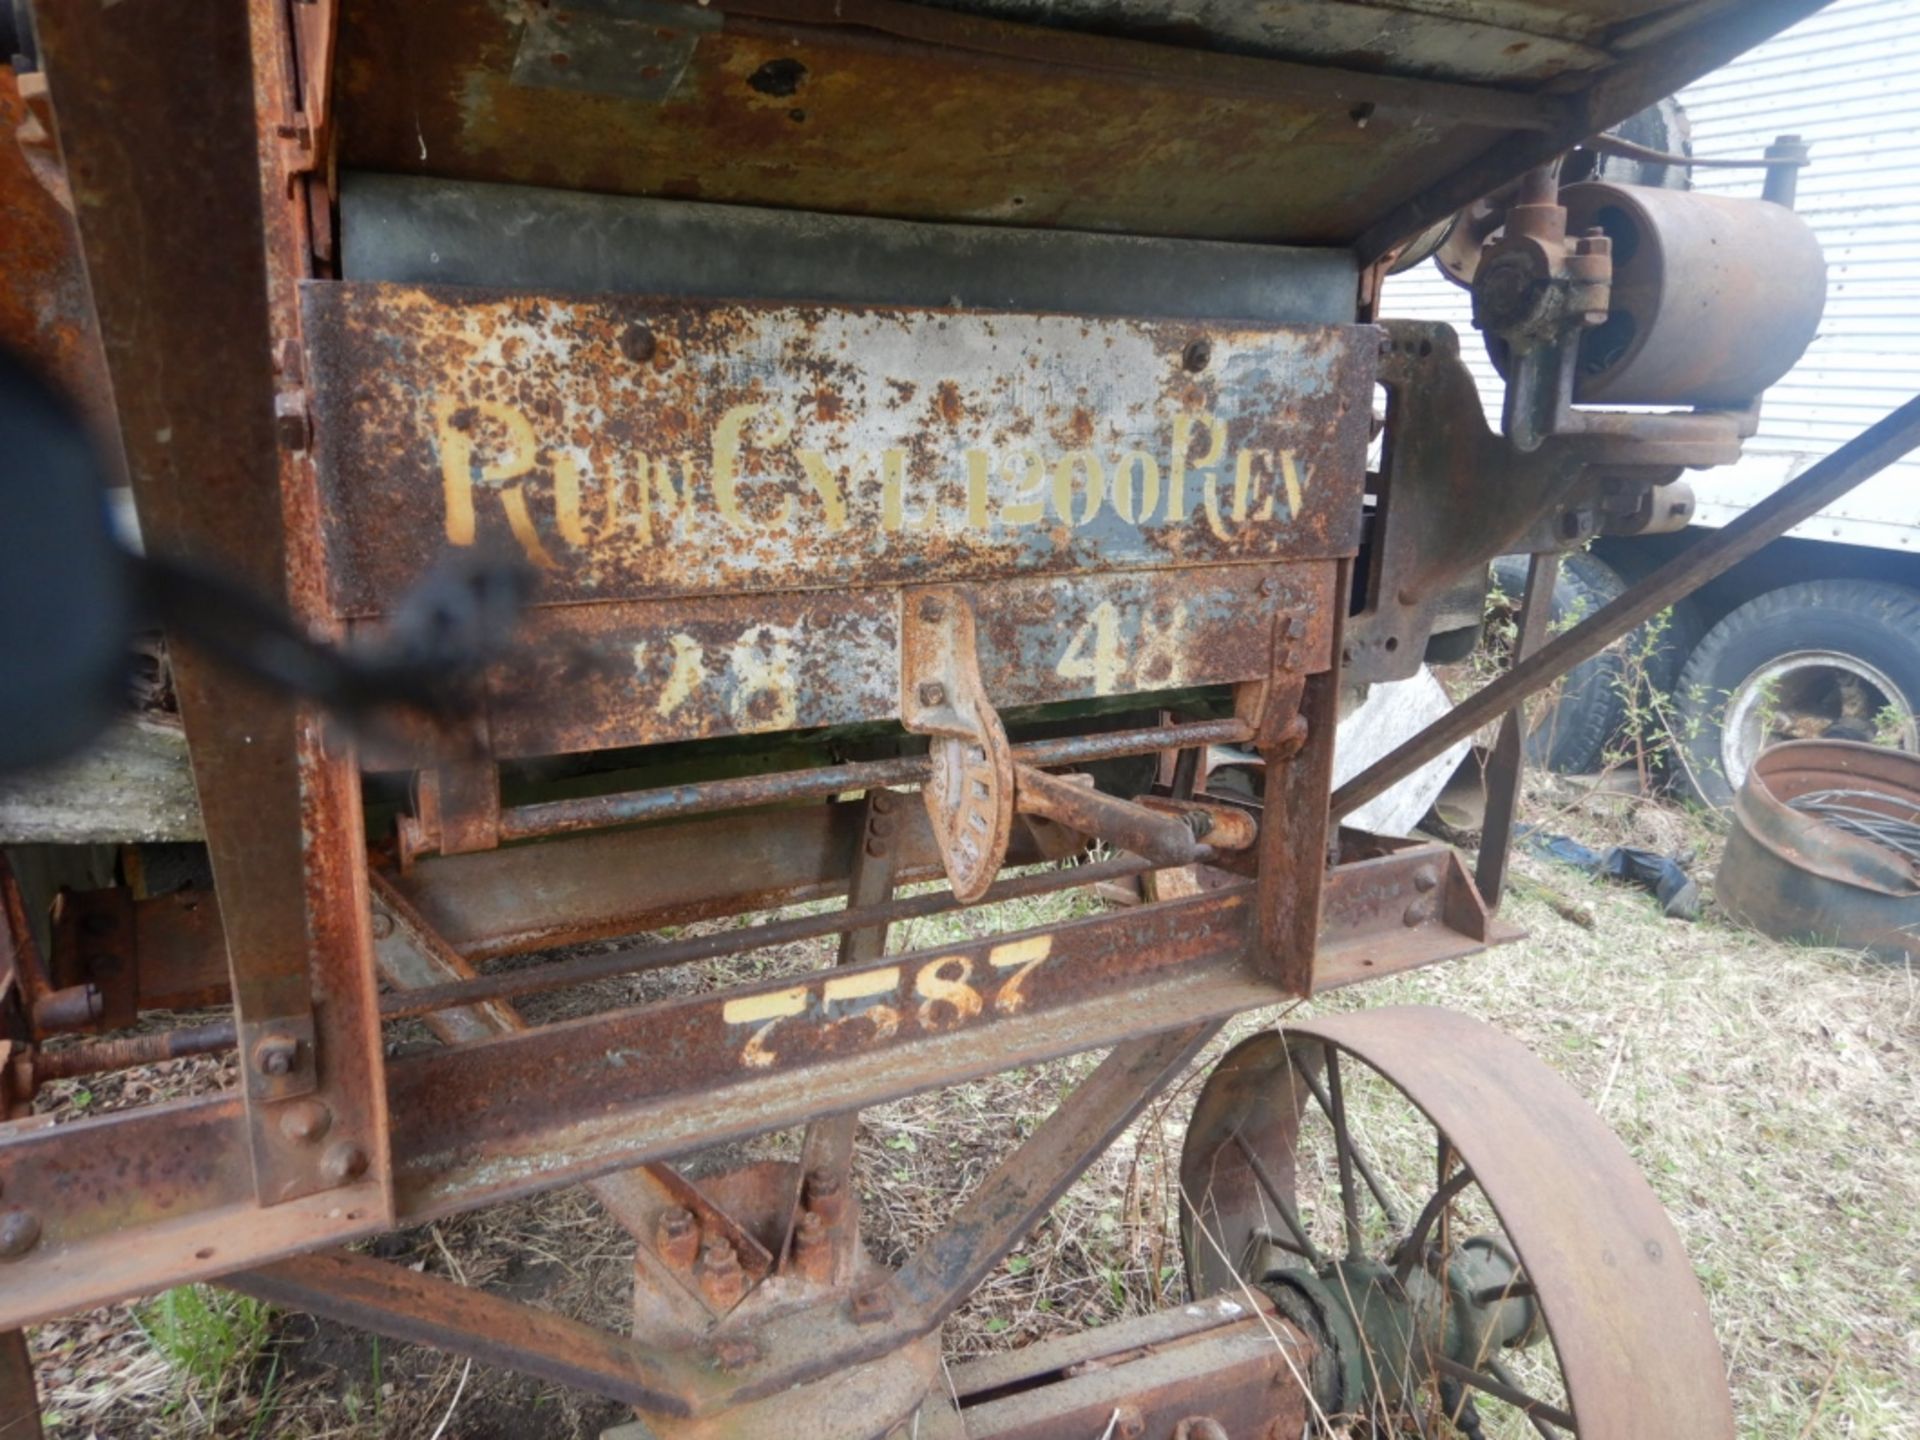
330, 0, 1554, 247
0, 71, 116, 454
475, 566, 1328, 758
302, 283, 1373, 614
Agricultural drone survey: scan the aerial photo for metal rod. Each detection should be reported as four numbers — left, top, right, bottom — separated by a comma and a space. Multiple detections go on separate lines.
1228, 1131, 1328, 1271
377, 852, 1178, 1022
1475, 552, 1559, 907
1297, 1063, 1404, 1227
26, 1019, 239, 1084
495, 718, 1253, 845
1325, 1051, 1366, 1261
1333, 394, 1920, 819
1433, 1355, 1576, 1433
1392, 1167, 1476, 1283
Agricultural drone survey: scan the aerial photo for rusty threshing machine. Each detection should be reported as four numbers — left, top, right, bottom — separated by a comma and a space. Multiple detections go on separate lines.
1, 0, 1916, 1435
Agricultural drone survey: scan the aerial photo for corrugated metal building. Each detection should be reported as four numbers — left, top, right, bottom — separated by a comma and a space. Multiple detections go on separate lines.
1383, 0, 1920, 556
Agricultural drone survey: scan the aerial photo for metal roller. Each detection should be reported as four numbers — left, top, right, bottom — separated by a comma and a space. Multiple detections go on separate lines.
1561, 180, 1827, 407
339, 171, 1358, 325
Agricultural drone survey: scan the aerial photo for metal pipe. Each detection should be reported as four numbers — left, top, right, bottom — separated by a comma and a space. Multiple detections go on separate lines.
492, 718, 1253, 847
1333, 393, 1920, 818
377, 851, 1185, 1022
27, 1019, 238, 1084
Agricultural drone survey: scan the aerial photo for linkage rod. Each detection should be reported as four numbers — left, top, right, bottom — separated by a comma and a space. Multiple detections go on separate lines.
495, 717, 1253, 845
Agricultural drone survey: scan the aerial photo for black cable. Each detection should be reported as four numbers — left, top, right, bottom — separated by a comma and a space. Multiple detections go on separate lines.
1785, 787, 1920, 864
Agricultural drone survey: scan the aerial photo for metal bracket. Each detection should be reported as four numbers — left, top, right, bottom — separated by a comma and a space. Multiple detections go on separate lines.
901, 591, 1014, 904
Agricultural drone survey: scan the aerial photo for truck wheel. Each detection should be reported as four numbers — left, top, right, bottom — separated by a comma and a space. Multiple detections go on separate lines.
1673, 579, 1920, 807
1490, 552, 1630, 774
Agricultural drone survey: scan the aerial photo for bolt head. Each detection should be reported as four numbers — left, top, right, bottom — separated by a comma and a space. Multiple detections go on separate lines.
0, 1207, 41, 1260
660, 1207, 695, 1238
917, 681, 947, 708
254, 1034, 299, 1078
710, 1338, 758, 1371
369, 910, 395, 939
918, 597, 946, 623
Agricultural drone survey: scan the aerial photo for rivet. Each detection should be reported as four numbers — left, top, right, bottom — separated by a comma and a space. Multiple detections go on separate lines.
1413, 866, 1440, 893
369, 910, 394, 939
0, 1207, 42, 1260
279, 1099, 333, 1144
918, 681, 947, 707
320, 1141, 369, 1185
619, 323, 657, 364
919, 597, 946, 623
1259, 576, 1278, 597
1403, 898, 1435, 927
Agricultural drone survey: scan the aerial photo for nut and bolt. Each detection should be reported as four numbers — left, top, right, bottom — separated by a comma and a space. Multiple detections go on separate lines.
253, 1033, 300, 1078
917, 681, 947, 708
656, 1207, 699, 1268
278, 1099, 333, 1144
791, 1209, 832, 1281
709, 1337, 758, 1371
0, 1207, 42, 1260
320, 1141, 369, 1184
698, 1236, 746, 1309
849, 1286, 894, 1324
805, 1168, 846, 1223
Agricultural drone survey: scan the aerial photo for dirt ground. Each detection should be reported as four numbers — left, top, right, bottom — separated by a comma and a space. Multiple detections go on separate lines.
25, 787, 1920, 1439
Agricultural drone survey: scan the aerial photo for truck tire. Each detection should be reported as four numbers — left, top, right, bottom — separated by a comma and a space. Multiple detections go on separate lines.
1673, 579, 1920, 807
1490, 552, 1631, 774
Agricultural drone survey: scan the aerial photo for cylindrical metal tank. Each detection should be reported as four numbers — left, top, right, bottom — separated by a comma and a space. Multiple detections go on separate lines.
1560, 181, 1827, 407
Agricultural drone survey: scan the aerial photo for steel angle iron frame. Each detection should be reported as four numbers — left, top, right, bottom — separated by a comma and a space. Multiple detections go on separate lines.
3, 0, 1918, 1436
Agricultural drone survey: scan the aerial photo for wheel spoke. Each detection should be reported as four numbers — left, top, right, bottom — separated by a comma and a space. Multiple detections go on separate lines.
1228, 1130, 1328, 1270
1391, 1167, 1475, 1282
1323, 1050, 1366, 1260
1297, 1061, 1405, 1228
1432, 1355, 1576, 1434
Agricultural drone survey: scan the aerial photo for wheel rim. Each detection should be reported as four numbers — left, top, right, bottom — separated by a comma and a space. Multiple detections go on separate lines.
1721, 650, 1918, 795
1180, 1008, 1734, 1439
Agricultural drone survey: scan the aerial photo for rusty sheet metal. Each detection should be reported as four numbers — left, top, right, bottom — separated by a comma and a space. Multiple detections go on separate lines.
0, 71, 116, 452
466, 565, 1328, 759
330, 0, 1553, 247
302, 283, 1373, 615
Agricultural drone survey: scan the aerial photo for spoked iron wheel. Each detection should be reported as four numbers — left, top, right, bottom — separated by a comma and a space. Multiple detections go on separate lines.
1179, 1007, 1735, 1439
